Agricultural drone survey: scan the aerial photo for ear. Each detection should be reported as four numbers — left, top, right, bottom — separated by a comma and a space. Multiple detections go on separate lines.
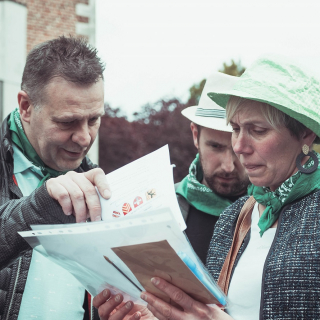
190, 122, 199, 149
302, 128, 317, 147
18, 91, 33, 123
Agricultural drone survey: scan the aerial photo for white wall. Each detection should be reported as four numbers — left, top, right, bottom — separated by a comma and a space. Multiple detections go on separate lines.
0, 1, 27, 122
76, 0, 99, 165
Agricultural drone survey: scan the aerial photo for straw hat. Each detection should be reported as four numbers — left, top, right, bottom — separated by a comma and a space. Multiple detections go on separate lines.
207, 55, 320, 139
182, 73, 238, 132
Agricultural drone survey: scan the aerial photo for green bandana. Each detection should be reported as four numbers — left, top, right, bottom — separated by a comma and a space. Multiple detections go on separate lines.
249, 152, 320, 236
8, 108, 66, 187
176, 154, 233, 216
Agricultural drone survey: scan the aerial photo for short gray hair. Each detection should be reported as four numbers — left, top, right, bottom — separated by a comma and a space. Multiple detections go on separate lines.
225, 96, 318, 142
21, 36, 105, 107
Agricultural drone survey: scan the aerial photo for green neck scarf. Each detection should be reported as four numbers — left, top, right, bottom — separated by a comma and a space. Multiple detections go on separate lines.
249, 151, 320, 236
176, 153, 233, 216
8, 108, 66, 187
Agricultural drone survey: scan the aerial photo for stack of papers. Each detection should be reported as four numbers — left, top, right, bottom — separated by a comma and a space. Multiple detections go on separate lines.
19, 145, 227, 306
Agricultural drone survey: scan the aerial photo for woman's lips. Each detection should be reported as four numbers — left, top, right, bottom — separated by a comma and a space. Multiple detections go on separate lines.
243, 164, 263, 172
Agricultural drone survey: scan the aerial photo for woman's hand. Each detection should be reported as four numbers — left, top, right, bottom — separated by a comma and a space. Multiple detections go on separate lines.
140, 277, 234, 320
93, 289, 156, 320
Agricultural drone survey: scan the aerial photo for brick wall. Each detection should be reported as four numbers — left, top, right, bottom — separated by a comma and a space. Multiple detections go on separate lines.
26, 0, 89, 52
9, 0, 90, 52
8, 0, 89, 52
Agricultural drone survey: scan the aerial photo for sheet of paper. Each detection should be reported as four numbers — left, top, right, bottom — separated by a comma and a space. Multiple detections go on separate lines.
100, 145, 186, 230
20, 208, 195, 303
112, 240, 220, 305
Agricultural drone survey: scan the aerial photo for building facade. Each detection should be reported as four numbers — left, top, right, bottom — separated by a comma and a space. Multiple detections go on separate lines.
0, 0, 98, 163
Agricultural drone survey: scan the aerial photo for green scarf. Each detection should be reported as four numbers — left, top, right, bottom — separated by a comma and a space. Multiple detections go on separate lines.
8, 108, 66, 187
249, 151, 320, 236
176, 154, 233, 216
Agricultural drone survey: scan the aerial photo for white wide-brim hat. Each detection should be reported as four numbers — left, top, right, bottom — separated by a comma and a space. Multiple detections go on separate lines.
182, 72, 238, 132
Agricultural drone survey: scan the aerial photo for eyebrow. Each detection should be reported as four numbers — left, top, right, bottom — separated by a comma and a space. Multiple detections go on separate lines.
52, 111, 105, 122
229, 120, 266, 126
205, 140, 226, 147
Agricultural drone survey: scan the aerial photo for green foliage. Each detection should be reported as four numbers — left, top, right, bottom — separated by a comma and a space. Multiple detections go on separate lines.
187, 78, 206, 107
219, 59, 245, 77
186, 60, 245, 107
104, 103, 127, 119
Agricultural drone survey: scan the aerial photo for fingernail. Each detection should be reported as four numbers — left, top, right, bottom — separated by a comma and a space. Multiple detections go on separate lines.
104, 189, 111, 198
151, 277, 160, 286
103, 289, 109, 297
135, 312, 141, 319
94, 215, 101, 222
125, 301, 132, 309
66, 211, 72, 216
115, 294, 121, 302
140, 293, 147, 301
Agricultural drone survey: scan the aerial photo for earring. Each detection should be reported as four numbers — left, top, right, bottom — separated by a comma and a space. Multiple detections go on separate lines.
302, 144, 309, 155
296, 144, 319, 174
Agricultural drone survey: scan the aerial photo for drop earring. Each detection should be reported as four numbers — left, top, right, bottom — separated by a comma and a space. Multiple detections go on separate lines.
296, 144, 318, 174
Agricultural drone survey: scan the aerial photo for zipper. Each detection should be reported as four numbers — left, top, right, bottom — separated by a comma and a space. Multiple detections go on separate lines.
90, 295, 94, 320
6, 257, 22, 320
258, 204, 288, 320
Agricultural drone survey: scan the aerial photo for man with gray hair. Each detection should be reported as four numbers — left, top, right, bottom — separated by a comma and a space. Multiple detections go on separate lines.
176, 73, 250, 263
0, 36, 110, 319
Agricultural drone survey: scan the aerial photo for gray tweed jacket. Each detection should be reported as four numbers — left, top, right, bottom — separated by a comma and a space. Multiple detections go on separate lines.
0, 115, 97, 320
206, 192, 320, 319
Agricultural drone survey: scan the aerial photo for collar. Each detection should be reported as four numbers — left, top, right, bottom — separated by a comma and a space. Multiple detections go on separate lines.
12, 143, 43, 177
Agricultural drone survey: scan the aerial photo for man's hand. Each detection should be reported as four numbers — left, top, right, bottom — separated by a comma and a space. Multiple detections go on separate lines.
46, 168, 111, 222
140, 277, 233, 320
93, 289, 141, 320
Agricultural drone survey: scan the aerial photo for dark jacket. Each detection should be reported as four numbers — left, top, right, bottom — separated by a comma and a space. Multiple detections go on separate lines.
175, 183, 219, 265
206, 192, 320, 319
0, 115, 98, 320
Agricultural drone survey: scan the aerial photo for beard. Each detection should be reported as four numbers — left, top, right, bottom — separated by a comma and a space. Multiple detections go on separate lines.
204, 171, 250, 198
198, 151, 250, 197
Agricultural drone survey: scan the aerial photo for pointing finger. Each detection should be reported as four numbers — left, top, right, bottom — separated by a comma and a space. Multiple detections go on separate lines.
84, 168, 111, 199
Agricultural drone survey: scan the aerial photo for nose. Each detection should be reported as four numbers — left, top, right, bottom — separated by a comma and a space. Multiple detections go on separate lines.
220, 149, 236, 173
72, 123, 91, 148
232, 130, 251, 155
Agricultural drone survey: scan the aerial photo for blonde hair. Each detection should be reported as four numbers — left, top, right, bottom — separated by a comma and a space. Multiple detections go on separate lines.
226, 96, 311, 141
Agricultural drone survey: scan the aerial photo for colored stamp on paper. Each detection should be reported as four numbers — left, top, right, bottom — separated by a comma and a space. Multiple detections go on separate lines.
146, 189, 157, 200
112, 211, 121, 218
122, 203, 132, 215
133, 196, 143, 208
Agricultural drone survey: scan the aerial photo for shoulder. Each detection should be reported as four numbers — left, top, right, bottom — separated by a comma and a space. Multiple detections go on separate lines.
281, 190, 320, 230
206, 196, 249, 279
284, 189, 320, 218
175, 182, 190, 221
215, 195, 250, 231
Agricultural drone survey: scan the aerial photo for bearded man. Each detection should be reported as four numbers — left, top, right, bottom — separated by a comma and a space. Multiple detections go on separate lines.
176, 74, 250, 263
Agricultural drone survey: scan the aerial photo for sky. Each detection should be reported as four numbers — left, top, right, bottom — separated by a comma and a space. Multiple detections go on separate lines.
96, 0, 320, 118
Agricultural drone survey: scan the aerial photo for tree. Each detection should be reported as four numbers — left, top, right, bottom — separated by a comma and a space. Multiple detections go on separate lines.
99, 99, 195, 182
99, 58, 246, 182
219, 59, 245, 77
185, 60, 245, 107
187, 78, 206, 107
